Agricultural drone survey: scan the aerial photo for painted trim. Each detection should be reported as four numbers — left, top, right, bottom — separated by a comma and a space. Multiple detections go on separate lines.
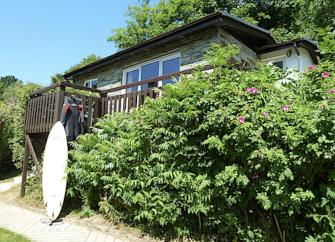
122, 52, 181, 93
84, 78, 98, 88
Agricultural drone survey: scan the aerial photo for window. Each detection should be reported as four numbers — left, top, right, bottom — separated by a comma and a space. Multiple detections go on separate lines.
141, 61, 160, 90
273, 61, 284, 69
126, 69, 139, 93
124, 54, 181, 93
162, 57, 180, 85
84, 79, 98, 89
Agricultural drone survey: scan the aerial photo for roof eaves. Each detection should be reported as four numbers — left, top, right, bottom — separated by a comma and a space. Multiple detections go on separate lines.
256, 38, 320, 63
220, 12, 275, 42
64, 12, 276, 79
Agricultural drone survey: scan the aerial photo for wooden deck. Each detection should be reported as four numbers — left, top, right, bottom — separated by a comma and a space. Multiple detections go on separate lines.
24, 64, 212, 135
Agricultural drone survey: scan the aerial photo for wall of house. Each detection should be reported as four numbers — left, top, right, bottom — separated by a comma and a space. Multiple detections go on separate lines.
73, 27, 259, 90
217, 28, 258, 67
260, 47, 314, 72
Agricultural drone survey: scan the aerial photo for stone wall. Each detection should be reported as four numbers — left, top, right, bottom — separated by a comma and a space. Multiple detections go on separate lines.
217, 28, 258, 66
73, 27, 258, 89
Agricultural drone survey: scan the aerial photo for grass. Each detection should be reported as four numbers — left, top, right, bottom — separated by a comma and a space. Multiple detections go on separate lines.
0, 228, 31, 242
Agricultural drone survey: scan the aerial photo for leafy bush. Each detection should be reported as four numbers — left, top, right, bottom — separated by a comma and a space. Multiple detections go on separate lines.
0, 104, 10, 166
68, 44, 335, 241
0, 82, 40, 169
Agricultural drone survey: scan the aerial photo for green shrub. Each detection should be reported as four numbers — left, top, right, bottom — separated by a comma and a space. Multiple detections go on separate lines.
68, 44, 335, 241
0, 82, 40, 169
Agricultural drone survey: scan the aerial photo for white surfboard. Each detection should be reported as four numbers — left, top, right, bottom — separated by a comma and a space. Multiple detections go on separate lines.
42, 121, 68, 221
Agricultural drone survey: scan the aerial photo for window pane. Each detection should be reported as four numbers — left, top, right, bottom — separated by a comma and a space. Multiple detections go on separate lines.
163, 57, 180, 85
91, 80, 97, 89
141, 61, 159, 90
273, 61, 283, 69
126, 69, 139, 93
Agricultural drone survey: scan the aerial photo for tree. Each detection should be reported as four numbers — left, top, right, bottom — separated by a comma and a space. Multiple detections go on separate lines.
304, 0, 335, 28
108, 0, 208, 49
51, 54, 101, 84
0, 75, 21, 97
0, 81, 40, 169
108, 0, 335, 50
50, 73, 65, 84
66, 54, 101, 73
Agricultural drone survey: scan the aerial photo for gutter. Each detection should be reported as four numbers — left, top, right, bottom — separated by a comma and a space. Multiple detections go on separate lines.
256, 38, 320, 63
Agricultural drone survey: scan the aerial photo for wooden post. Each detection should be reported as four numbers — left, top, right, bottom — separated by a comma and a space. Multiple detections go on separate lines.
25, 135, 42, 180
87, 97, 92, 132
53, 88, 65, 123
20, 140, 30, 197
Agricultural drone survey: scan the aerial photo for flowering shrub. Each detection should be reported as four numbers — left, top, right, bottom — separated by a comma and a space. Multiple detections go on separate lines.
68, 45, 335, 241
245, 87, 260, 94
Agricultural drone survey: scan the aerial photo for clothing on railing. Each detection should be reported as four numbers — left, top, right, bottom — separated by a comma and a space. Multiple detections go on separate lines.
60, 95, 84, 141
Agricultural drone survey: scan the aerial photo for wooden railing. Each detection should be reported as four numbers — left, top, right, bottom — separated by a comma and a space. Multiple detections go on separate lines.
101, 88, 158, 115
24, 65, 212, 134
100, 64, 212, 96
25, 92, 63, 134
29, 81, 101, 98
100, 64, 212, 115
25, 82, 101, 134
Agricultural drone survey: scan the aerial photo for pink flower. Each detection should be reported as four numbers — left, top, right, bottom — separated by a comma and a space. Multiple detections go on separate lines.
282, 105, 289, 112
245, 87, 260, 94
327, 89, 335, 94
262, 112, 269, 118
322, 72, 330, 78
308, 64, 317, 71
238, 116, 246, 124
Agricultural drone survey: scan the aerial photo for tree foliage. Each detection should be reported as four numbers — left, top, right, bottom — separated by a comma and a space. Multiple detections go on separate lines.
0, 81, 40, 169
51, 54, 101, 84
68, 45, 335, 240
108, 0, 335, 50
0, 75, 21, 97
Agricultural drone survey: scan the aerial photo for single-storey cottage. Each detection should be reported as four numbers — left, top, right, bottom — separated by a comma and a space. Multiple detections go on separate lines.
20, 12, 321, 196
63, 12, 320, 94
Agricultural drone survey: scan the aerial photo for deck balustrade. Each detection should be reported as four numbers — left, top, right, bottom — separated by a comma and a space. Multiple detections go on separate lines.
24, 65, 212, 134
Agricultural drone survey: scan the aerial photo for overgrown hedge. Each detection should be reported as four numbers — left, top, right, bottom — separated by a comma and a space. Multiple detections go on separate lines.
68, 45, 335, 241
0, 82, 40, 170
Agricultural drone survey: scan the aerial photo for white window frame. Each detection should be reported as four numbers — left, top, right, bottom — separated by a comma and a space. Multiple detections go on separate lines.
84, 78, 98, 89
122, 53, 181, 94
262, 56, 286, 69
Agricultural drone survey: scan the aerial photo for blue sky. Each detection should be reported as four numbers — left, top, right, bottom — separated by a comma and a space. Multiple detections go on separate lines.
0, 0, 151, 86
